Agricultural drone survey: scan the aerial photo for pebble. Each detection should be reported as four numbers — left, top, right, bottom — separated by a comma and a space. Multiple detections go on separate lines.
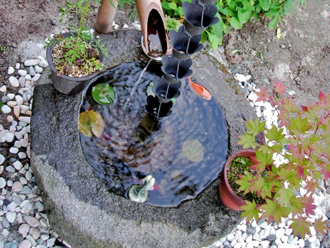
38, 60, 48, 68
18, 117, 31, 124
35, 65, 43, 73
9, 76, 19, 87
15, 63, 21, 69
9, 147, 19, 154
12, 182, 23, 192
24, 59, 40, 67
6, 212, 16, 223
18, 240, 31, 248
19, 224, 30, 237
32, 74, 41, 81
46, 238, 55, 247
7, 67, 15, 74
2, 105, 11, 114
0, 178, 6, 188
28, 66, 36, 76
13, 161, 23, 170
18, 70, 27, 77
15, 95, 24, 106
0, 154, 5, 164
5, 133, 15, 142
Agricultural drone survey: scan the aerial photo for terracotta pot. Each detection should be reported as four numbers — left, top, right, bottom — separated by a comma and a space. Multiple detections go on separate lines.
46, 32, 104, 95
219, 149, 256, 211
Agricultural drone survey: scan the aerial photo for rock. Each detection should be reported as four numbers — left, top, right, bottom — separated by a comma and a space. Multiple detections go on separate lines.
7, 202, 17, 212
0, 178, 6, 188
6, 166, 15, 173
18, 152, 27, 159
24, 216, 39, 228
18, 240, 31, 248
29, 228, 40, 240
7, 67, 15, 74
20, 186, 31, 194
21, 203, 32, 214
0, 154, 5, 164
24, 59, 40, 67
2, 105, 11, 114
36, 202, 44, 212
25, 74, 31, 80
18, 70, 27, 77
298, 239, 305, 247
0, 85, 6, 92
4, 242, 17, 248
15, 63, 21, 69
46, 238, 55, 247
12, 182, 23, 192
13, 161, 23, 170
14, 106, 20, 118
32, 74, 41, 81
18, 117, 31, 124
7, 101, 16, 107
15, 95, 24, 106
19, 224, 30, 238
6, 212, 16, 223
35, 65, 43, 73
38, 60, 48, 68
28, 66, 36, 76
7, 93, 15, 100
19, 77, 25, 87
5, 133, 14, 142
9, 147, 19, 154
9, 76, 19, 87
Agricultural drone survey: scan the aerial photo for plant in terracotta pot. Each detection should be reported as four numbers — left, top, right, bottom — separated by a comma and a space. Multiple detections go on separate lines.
46, 0, 108, 94
221, 81, 330, 238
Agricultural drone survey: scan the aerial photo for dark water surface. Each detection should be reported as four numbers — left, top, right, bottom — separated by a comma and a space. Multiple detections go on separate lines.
79, 61, 228, 207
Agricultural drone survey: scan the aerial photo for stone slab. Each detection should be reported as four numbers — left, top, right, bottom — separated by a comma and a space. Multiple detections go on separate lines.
31, 30, 256, 248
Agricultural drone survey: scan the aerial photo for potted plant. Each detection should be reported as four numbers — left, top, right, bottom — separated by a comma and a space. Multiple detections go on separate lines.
45, 0, 107, 94
220, 80, 330, 238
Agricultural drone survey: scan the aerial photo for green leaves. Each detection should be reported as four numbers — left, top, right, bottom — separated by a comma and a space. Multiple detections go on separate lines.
92, 83, 116, 105
240, 200, 261, 222
182, 139, 204, 162
129, 175, 155, 203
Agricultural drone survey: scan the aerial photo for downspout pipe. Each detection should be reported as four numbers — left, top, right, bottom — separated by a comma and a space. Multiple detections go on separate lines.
95, 0, 170, 58
95, 0, 118, 34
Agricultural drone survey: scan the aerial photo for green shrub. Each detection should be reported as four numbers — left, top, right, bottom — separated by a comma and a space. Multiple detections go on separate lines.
162, 0, 307, 49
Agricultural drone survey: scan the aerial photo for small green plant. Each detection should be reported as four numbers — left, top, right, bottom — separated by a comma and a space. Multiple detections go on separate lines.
0, 46, 6, 52
236, 80, 330, 238
129, 175, 156, 203
46, 0, 108, 77
162, 0, 307, 49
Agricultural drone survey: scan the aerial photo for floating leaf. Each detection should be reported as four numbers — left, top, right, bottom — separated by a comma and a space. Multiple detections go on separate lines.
78, 110, 104, 137
92, 83, 115, 105
182, 139, 204, 162
129, 175, 155, 203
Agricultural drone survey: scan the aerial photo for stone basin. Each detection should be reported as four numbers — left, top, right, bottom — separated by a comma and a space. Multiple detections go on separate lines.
31, 30, 257, 248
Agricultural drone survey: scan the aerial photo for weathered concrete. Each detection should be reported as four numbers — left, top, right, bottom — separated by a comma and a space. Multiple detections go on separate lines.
31, 30, 256, 248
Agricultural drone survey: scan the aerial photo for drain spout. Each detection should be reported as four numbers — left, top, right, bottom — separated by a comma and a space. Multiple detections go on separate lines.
136, 0, 170, 57
95, 0, 118, 34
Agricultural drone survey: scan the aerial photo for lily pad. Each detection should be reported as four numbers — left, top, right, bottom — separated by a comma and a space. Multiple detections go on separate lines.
129, 175, 155, 203
182, 139, 204, 162
78, 110, 104, 137
92, 83, 115, 105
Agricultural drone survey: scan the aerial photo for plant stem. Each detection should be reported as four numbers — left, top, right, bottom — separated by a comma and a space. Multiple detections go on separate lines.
77, 0, 90, 38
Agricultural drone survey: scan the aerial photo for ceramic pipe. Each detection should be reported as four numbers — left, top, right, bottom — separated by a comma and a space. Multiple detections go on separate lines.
95, 0, 118, 34
135, 0, 170, 55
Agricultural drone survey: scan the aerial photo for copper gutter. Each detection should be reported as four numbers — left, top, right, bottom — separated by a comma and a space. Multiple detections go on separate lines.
95, 0, 170, 58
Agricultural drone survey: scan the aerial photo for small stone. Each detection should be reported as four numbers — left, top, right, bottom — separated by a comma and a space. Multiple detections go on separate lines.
15, 95, 24, 106
29, 228, 40, 240
19, 224, 30, 238
38, 60, 48, 68
7, 202, 17, 212
298, 239, 305, 247
24, 216, 39, 228
24, 59, 40, 67
46, 238, 55, 247
7, 180, 13, 187
9, 147, 19, 154
20, 186, 31, 194
6, 166, 15, 173
0, 177, 7, 189
25, 171, 32, 181
35, 65, 43, 73
0, 154, 5, 165
2, 218, 10, 228
2, 229, 9, 236
7, 101, 17, 107
21, 203, 32, 214
4, 242, 17, 248
9, 76, 19, 87
18, 77, 25, 87
15, 63, 21, 69
25, 235, 36, 246
18, 152, 27, 159
18, 240, 31, 248
7, 93, 15, 99
25, 74, 31, 80
20, 177, 27, 185
18, 70, 27, 77
28, 67, 36, 76
14, 106, 20, 118
5, 133, 14, 142
18, 117, 30, 124
2, 105, 11, 114
32, 74, 41, 81
36, 202, 44, 212
7, 67, 15, 74
281, 235, 288, 243
16, 212, 23, 224
12, 182, 23, 192
13, 161, 23, 170
20, 138, 28, 148
6, 212, 16, 223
